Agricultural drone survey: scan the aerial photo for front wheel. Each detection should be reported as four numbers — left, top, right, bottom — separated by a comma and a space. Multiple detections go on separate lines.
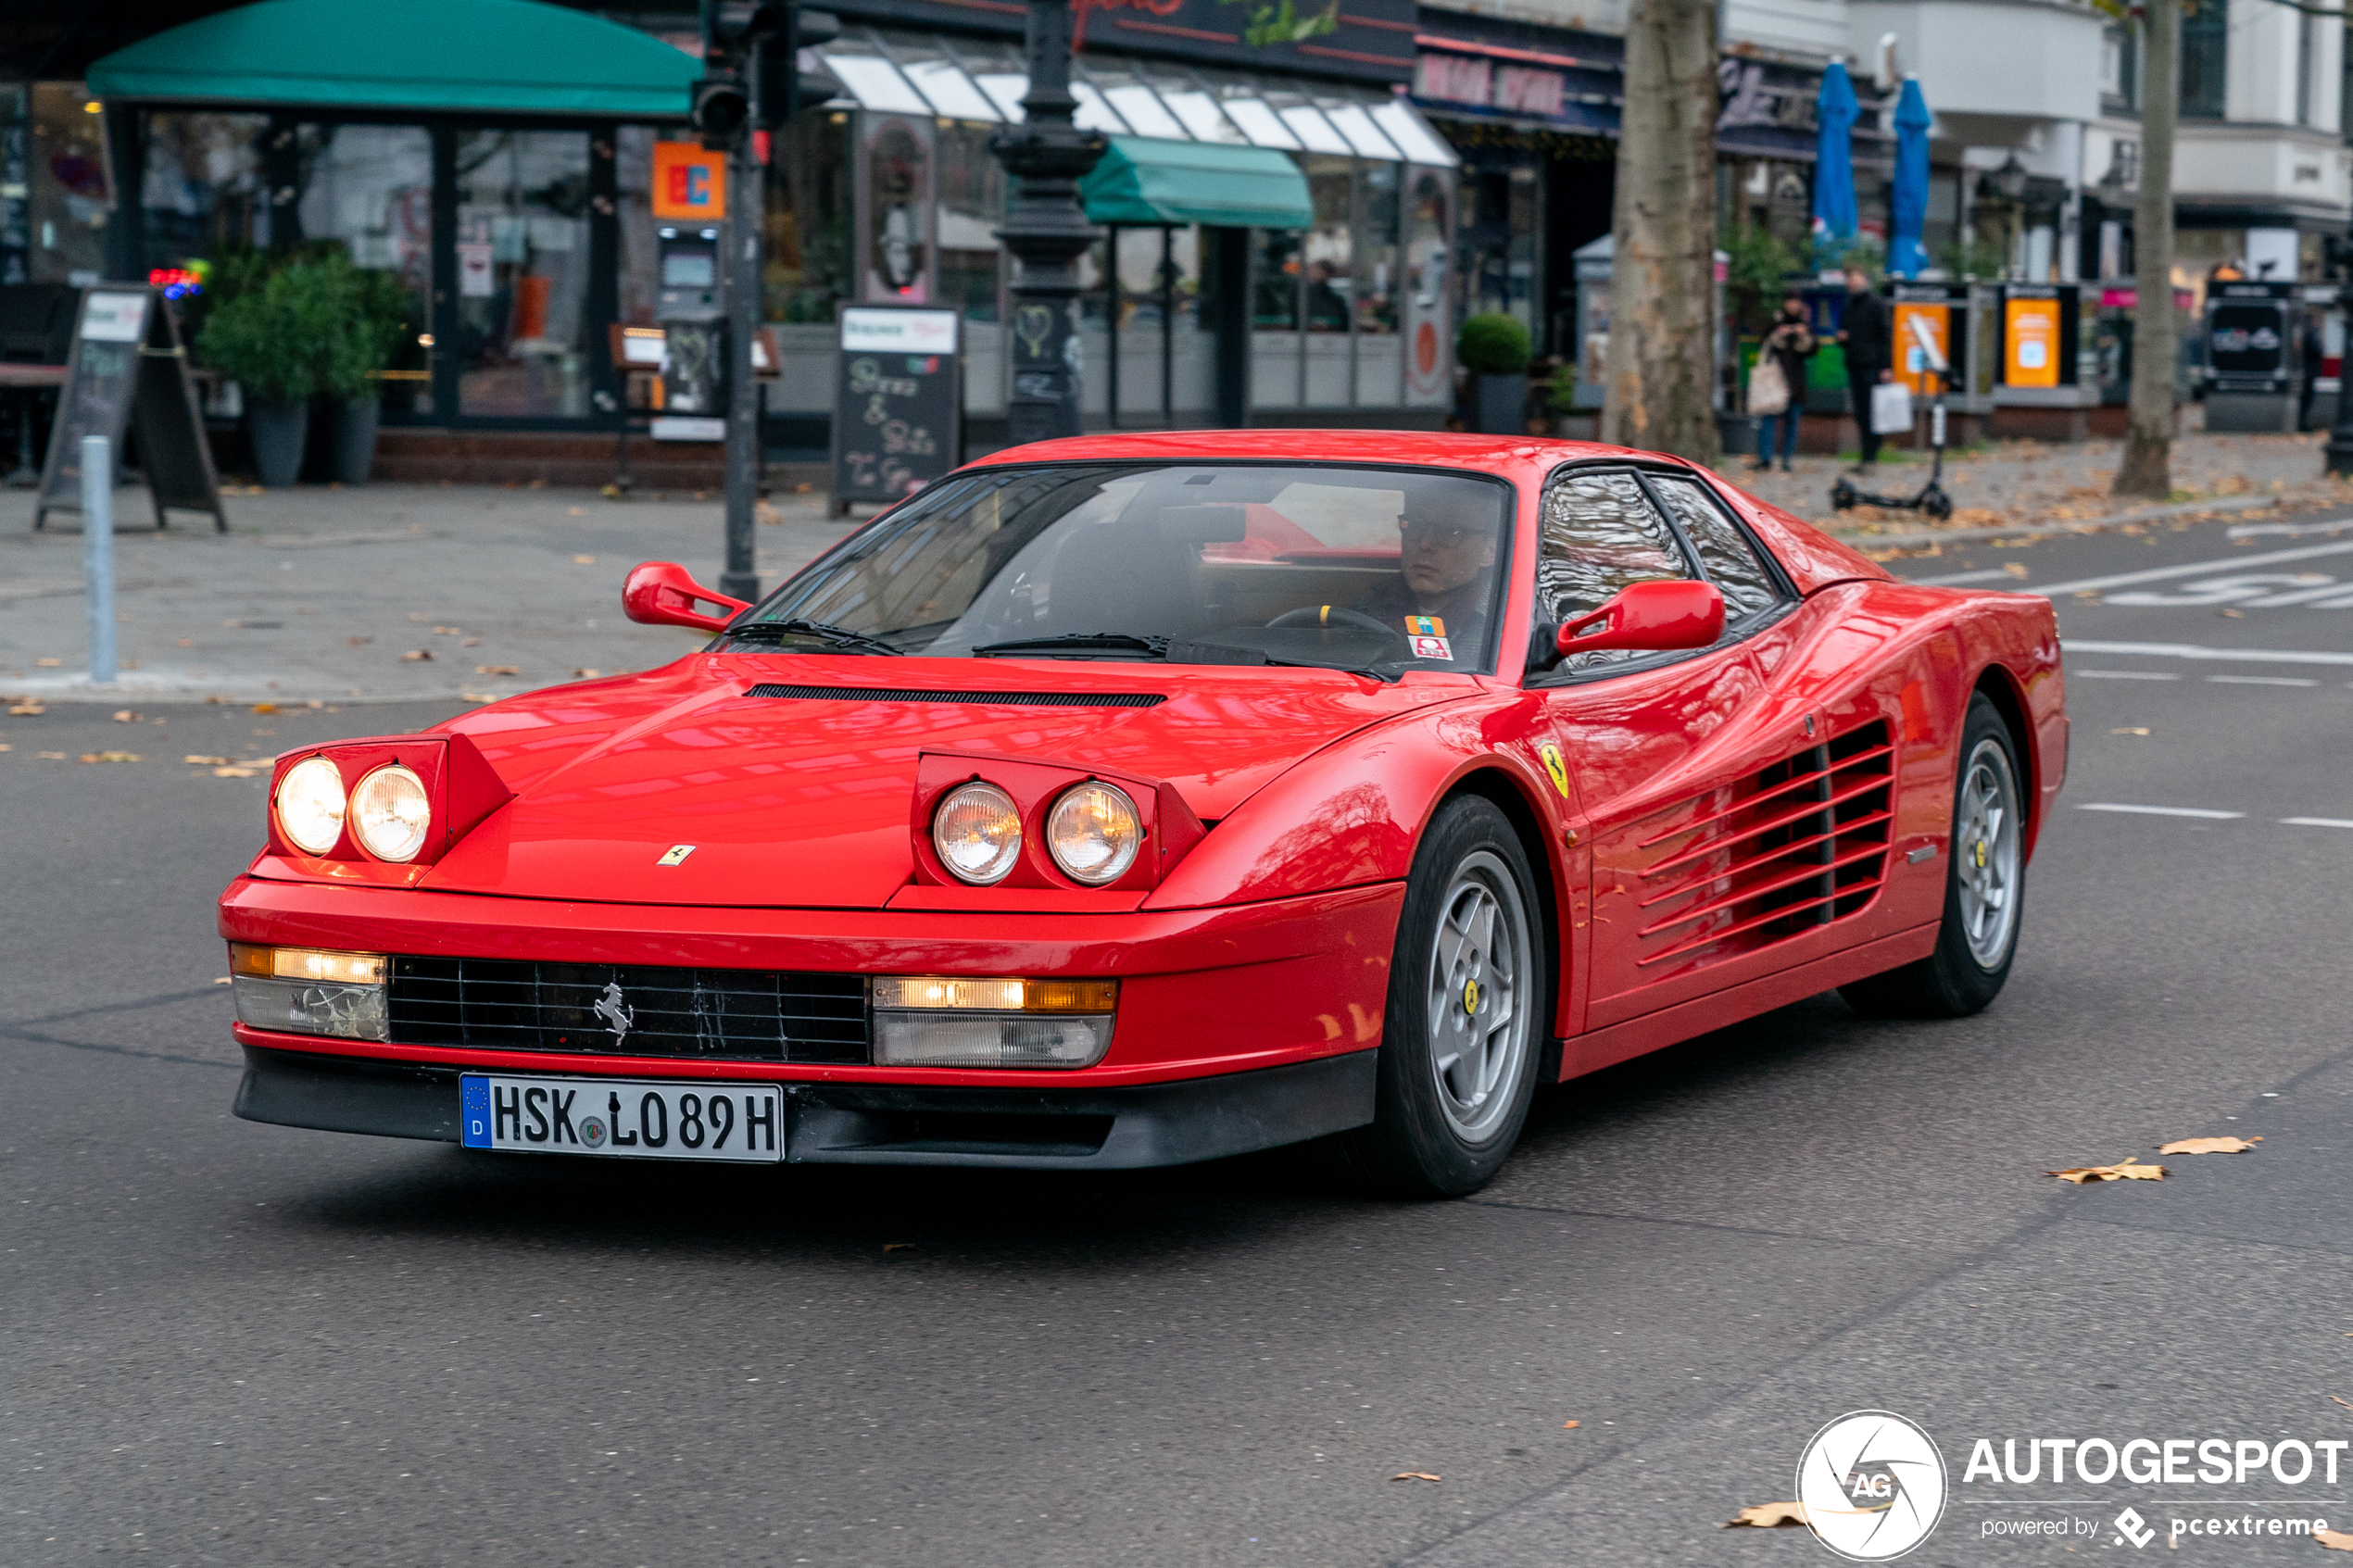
1336, 796, 1545, 1197
1841, 692, 2024, 1018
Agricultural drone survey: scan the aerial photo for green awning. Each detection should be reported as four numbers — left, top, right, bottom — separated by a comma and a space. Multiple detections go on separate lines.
88, 0, 699, 119
1081, 136, 1313, 231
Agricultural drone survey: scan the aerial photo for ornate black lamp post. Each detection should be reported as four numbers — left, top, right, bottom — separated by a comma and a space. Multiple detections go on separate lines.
993, 0, 1106, 445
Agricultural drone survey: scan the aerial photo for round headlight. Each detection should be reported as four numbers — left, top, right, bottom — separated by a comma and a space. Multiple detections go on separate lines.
1047, 782, 1141, 886
274, 755, 347, 856
350, 763, 432, 863
933, 781, 1023, 884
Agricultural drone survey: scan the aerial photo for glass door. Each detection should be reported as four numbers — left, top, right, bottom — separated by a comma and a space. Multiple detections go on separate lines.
451, 130, 592, 418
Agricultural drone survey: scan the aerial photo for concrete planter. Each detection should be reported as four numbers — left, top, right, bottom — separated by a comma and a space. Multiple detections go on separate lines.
332, 397, 382, 484
247, 400, 309, 489
1474, 373, 1528, 434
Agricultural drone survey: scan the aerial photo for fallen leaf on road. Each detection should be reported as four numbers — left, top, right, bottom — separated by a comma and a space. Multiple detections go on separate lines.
433, 624, 460, 634
883, 1243, 915, 1252
212, 766, 258, 778
1725, 1502, 1809, 1528
568, 507, 585, 517
38, 751, 67, 759
213, 976, 232, 985
36, 657, 61, 667
347, 636, 371, 646
2072, 591, 2103, 602
2158, 1136, 2260, 1155
573, 554, 598, 565
2002, 562, 2030, 578
401, 649, 433, 662
756, 500, 785, 523
1562, 1420, 1579, 1429
573, 668, 601, 679
2112, 727, 2151, 735
176, 638, 194, 647
0, 744, 9, 752
1390, 1473, 1441, 1484
2331, 1396, 2353, 1411
9, 699, 44, 715
476, 664, 520, 676
251, 702, 278, 715
183, 754, 230, 766
80, 751, 140, 764
459, 691, 497, 703
113, 709, 141, 724
2318, 1526, 2353, 1550
2219, 607, 2245, 618
463, 637, 481, 646
2045, 1160, 2167, 1184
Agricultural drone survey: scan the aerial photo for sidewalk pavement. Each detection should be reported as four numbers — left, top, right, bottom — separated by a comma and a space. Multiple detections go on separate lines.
6, 428, 2347, 707
2, 484, 858, 705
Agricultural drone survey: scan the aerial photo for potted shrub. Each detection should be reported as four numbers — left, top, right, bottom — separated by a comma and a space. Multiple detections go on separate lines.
324, 263, 409, 484
197, 258, 340, 487
1456, 312, 1532, 434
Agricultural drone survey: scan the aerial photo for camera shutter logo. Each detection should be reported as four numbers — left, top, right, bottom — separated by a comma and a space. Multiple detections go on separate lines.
1795, 1410, 1948, 1561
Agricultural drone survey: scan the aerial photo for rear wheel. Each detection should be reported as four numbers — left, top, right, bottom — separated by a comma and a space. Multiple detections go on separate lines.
1337, 796, 1543, 1197
1841, 692, 2023, 1018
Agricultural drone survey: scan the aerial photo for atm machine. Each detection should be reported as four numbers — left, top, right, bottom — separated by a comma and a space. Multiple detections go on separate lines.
653, 224, 725, 437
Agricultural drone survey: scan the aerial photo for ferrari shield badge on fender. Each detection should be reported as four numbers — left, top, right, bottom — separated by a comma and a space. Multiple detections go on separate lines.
1538, 742, 1570, 797
656, 844, 696, 866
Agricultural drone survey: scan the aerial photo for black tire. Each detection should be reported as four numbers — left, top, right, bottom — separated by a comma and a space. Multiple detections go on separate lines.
1841, 692, 2024, 1019
1335, 796, 1546, 1198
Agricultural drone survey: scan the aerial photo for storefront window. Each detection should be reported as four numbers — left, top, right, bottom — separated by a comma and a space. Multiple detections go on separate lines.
299, 125, 434, 412
26, 83, 108, 286
1302, 155, 1353, 333
1255, 228, 1301, 329
862, 116, 931, 302
934, 123, 1000, 322
453, 129, 592, 419
1358, 160, 1400, 333
142, 112, 269, 273
766, 111, 850, 324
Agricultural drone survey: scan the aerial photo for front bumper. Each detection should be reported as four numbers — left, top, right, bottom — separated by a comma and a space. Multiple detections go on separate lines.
233, 1044, 1377, 1170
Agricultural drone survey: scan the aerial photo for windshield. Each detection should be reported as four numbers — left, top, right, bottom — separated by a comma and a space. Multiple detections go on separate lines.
743, 463, 1516, 676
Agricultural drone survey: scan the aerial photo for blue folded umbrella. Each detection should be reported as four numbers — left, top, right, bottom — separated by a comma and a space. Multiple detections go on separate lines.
1890, 77, 1932, 277
1813, 60, 1859, 257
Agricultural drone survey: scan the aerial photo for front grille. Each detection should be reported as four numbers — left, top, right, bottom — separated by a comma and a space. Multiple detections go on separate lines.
748, 684, 1164, 709
388, 958, 868, 1064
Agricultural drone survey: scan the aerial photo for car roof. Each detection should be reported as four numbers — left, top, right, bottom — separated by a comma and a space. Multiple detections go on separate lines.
967, 430, 1673, 483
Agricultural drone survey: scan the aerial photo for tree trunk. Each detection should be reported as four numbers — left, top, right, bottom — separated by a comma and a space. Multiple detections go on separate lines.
2114, 0, 2178, 498
1601, 0, 1720, 463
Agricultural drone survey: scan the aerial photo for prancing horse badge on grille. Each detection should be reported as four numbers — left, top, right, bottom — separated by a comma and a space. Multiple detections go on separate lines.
593, 982, 635, 1044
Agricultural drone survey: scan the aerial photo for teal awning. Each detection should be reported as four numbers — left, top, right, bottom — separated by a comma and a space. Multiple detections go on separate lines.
88, 0, 699, 119
1081, 136, 1313, 231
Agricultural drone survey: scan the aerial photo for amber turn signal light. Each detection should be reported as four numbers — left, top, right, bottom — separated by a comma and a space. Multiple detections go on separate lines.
230, 944, 388, 985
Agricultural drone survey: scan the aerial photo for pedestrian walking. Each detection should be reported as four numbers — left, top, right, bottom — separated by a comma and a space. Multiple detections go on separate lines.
1749, 295, 1816, 472
1836, 266, 1893, 470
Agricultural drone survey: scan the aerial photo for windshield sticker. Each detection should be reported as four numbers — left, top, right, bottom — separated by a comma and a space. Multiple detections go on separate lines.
1404, 615, 1446, 637
1409, 635, 1453, 661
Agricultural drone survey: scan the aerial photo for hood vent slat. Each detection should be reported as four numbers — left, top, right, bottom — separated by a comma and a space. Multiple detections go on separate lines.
748, 684, 1164, 709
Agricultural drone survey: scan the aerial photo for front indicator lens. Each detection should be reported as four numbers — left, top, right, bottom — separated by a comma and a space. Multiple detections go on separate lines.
350, 763, 432, 862
1046, 782, 1141, 885
875, 976, 1117, 1012
274, 755, 347, 855
874, 1012, 1113, 1069
228, 945, 390, 1041
933, 781, 1023, 884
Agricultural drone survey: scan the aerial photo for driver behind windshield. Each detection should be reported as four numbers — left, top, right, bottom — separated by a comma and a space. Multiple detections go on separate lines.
1351, 490, 1501, 663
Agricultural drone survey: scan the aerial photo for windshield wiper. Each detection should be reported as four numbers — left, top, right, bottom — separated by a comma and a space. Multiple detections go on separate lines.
972, 633, 1171, 659
727, 619, 906, 657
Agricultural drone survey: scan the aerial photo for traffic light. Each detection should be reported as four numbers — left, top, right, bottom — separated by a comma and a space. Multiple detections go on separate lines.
690, 74, 750, 150
759, 7, 840, 126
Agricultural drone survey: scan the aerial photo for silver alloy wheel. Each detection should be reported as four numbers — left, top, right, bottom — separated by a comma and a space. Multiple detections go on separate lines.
1955, 736, 2022, 968
1425, 849, 1535, 1144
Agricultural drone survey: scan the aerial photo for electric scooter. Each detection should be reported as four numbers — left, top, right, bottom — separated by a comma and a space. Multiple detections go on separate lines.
1830, 314, 1954, 521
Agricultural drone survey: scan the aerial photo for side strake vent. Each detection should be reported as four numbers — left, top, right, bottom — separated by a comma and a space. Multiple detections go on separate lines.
1633, 719, 1895, 969
748, 684, 1165, 709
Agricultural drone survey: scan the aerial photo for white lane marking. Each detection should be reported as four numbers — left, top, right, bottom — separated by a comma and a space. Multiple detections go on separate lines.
2282, 817, 2353, 829
2035, 537, 2353, 596
2230, 521, 2353, 539
2208, 674, 2319, 686
1910, 568, 2020, 586
2070, 669, 2181, 680
2077, 803, 2246, 820
2062, 639, 2353, 667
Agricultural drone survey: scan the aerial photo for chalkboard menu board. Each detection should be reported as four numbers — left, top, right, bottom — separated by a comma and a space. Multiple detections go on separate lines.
33, 284, 225, 532
830, 306, 961, 514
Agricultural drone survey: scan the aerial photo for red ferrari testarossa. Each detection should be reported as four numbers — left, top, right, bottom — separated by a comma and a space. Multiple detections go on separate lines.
220, 432, 2065, 1194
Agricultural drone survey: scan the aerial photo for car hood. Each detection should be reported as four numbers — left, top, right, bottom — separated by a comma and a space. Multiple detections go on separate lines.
420, 652, 1477, 907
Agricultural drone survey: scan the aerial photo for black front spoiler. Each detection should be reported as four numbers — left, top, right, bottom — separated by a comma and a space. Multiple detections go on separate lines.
233, 1045, 1378, 1171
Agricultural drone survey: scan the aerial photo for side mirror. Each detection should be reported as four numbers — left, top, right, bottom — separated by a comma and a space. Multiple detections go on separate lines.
623, 561, 749, 633
1531, 579, 1725, 671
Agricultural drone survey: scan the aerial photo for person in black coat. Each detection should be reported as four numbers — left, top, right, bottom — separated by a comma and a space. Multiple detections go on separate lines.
1837, 267, 1894, 470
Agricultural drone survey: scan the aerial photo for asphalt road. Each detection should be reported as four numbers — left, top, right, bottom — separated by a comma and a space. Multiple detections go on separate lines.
8, 509, 2353, 1566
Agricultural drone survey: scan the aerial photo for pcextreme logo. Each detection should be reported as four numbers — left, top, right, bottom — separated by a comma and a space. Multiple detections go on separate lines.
1795, 1411, 1950, 1561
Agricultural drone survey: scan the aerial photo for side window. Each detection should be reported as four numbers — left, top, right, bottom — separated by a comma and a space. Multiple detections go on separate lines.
1646, 475, 1789, 624
1536, 470, 1694, 622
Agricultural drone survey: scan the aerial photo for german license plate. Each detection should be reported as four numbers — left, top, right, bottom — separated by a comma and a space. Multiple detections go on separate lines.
459, 1074, 782, 1163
